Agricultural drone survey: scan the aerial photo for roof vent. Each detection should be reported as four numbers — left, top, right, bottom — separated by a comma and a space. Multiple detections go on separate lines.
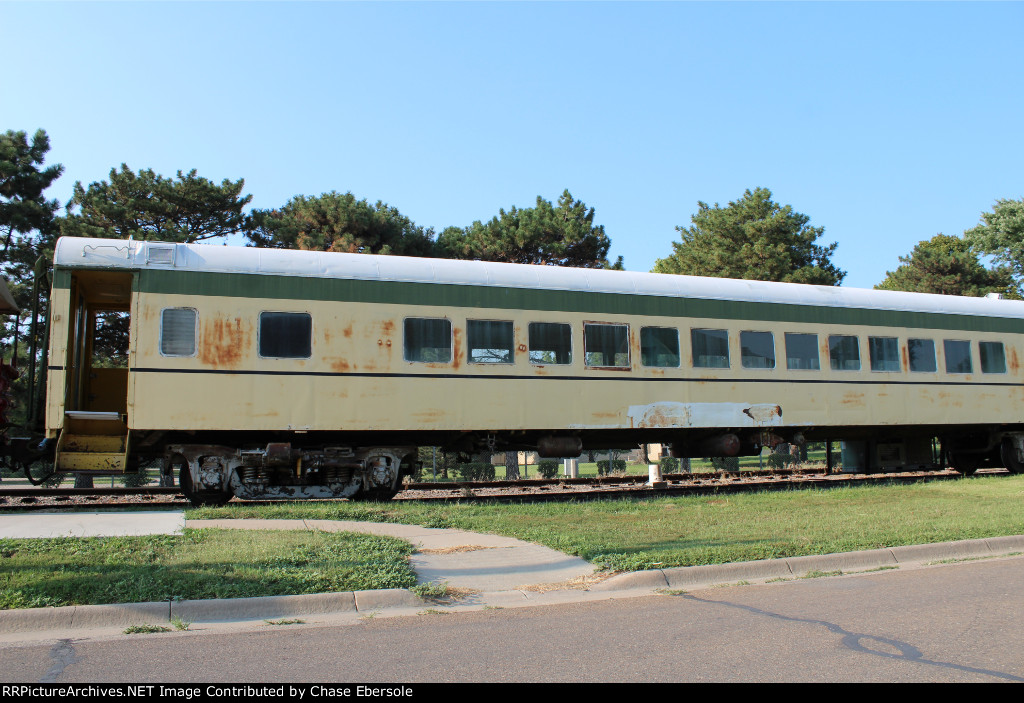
986, 292, 1005, 300
146, 245, 175, 265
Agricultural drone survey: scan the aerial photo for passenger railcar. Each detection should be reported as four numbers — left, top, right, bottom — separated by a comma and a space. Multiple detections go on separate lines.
39, 237, 1024, 503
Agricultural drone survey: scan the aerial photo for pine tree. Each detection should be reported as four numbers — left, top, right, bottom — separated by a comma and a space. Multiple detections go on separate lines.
653, 187, 844, 285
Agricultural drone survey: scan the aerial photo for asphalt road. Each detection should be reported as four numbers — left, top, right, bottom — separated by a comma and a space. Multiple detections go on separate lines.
3, 555, 1024, 683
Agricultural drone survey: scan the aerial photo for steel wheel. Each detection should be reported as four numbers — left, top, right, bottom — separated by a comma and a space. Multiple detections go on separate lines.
948, 451, 981, 476
1001, 440, 1024, 474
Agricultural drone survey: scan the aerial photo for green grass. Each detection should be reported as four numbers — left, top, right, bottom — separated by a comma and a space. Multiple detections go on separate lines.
191, 474, 1024, 572
0, 528, 417, 610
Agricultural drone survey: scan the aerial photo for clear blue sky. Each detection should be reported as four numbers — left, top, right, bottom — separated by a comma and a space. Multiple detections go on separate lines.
2, 1, 1022, 289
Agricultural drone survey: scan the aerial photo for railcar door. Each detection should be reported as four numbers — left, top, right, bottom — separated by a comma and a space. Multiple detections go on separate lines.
53, 269, 134, 476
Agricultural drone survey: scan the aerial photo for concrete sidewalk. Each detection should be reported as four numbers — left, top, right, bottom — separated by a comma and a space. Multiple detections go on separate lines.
1, 510, 1023, 639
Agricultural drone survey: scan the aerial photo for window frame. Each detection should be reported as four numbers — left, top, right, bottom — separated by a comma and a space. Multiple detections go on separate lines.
466, 318, 515, 365
828, 334, 861, 372
943, 339, 973, 374
868, 336, 901, 373
528, 321, 573, 366
402, 316, 453, 364
583, 322, 631, 369
158, 307, 198, 358
907, 338, 937, 373
739, 330, 776, 370
258, 310, 313, 360
691, 328, 731, 369
784, 332, 820, 371
979, 340, 1007, 375
640, 326, 681, 368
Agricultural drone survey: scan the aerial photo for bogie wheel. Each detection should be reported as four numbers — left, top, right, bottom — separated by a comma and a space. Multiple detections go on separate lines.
175, 455, 232, 507
1000, 440, 1024, 474
948, 451, 982, 476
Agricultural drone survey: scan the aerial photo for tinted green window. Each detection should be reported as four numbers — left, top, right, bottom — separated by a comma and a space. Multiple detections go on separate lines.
829, 335, 860, 371
640, 327, 680, 367
259, 312, 312, 359
869, 336, 900, 372
980, 341, 1006, 374
529, 322, 572, 365
691, 328, 730, 368
944, 339, 972, 374
908, 338, 936, 372
740, 331, 775, 369
404, 317, 452, 363
467, 320, 513, 364
785, 333, 819, 370
584, 323, 629, 367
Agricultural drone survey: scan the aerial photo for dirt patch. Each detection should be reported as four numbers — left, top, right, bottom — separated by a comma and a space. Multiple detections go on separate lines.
516, 572, 617, 592
417, 545, 497, 555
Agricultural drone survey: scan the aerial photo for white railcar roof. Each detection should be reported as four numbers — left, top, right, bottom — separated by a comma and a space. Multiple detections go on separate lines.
53, 236, 1024, 319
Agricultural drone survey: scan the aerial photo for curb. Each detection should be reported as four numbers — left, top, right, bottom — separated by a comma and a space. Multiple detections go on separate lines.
0, 589, 425, 634
592, 534, 1024, 591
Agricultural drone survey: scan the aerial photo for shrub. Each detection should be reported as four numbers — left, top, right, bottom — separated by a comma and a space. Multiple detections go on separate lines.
536, 460, 559, 479
596, 459, 627, 476
710, 456, 740, 472
658, 456, 680, 473
454, 463, 495, 482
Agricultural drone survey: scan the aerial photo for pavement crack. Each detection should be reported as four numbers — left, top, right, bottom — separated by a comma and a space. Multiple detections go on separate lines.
40, 639, 81, 683
683, 594, 1024, 682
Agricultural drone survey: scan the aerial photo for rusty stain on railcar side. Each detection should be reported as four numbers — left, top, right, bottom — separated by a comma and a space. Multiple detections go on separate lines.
452, 327, 462, 369
200, 317, 247, 369
1010, 348, 1020, 374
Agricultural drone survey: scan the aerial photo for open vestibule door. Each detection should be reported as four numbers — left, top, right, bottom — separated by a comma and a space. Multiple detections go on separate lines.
53, 269, 135, 475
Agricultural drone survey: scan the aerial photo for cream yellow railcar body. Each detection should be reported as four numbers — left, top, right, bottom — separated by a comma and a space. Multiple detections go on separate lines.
44, 237, 1024, 503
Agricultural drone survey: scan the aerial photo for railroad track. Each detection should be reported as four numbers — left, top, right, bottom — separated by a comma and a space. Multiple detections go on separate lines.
0, 466, 1000, 511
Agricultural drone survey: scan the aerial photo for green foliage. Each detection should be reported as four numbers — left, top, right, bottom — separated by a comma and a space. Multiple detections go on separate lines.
964, 196, 1024, 292
0, 129, 62, 258
536, 460, 559, 479
437, 189, 616, 268
61, 165, 251, 244
653, 187, 844, 285
117, 469, 151, 488
710, 456, 740, 471
455, 462, 496, 481
410, 580, 451, 600
766, 452, 796, 470
124, 624, 171, 635
658, 456, 680, 473
0, 129, 63, 390
875, 233, 1017, 298
596, 459, 627, 476
246, 191, 434, 256
0, 529, 417, 609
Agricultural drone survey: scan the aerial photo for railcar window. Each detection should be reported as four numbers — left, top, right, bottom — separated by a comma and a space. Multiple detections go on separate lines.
908, 338, 937, 372
740, 331, 775, 369
785, 333, 819, 370
584, 323, 629, 368
868, 336, 900, 372
529, 322, 572, 365
467, 320, 514, 364
691, 328, 730, 368
259, 312, 312, 359
640, 327, 680, 367
979, 341, 1006, 374
943, 340, 972, 374
160, 308, 197, 357
404, 318, 452, 363
828, 335, 861, 371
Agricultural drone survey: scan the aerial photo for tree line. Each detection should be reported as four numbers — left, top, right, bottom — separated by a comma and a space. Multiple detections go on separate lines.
4, 126, 1024, 358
